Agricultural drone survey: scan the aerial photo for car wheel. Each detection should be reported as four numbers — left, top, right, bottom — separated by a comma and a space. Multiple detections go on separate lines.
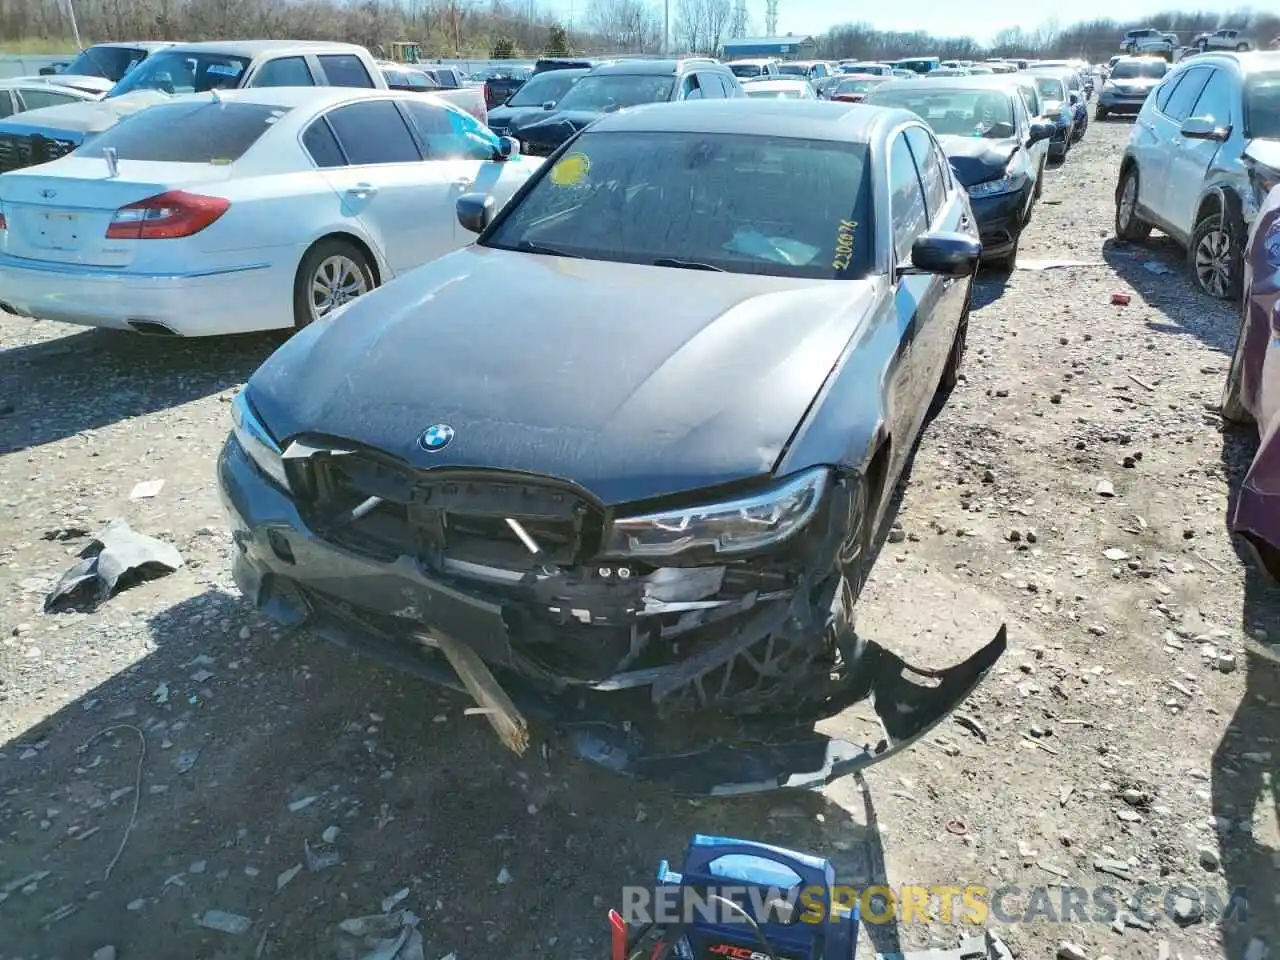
1236, 42, 1249, 51
1034, 156, 1046, 199
989, 229, 1020, 273
1189, 211, 1244, 301
1220, 313, 1255, 425
293, 238, 376, 330
1096, 106, 1109, 120
1114, 167, 1153, 242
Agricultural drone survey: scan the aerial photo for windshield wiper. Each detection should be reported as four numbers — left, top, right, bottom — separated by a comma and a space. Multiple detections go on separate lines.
516, 240, 581, 258
652, 257, 725, 272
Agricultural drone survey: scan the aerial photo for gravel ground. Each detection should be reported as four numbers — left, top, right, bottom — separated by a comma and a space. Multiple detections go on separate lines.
1, 117, 1278, 960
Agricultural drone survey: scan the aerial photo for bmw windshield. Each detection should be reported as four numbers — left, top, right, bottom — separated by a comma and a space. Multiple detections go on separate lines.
506, 70, 582, 106
1245, 70, 1280, 139
1034, 76, 1066, 102
483, 129, 874, 279
554, 74, 675, 111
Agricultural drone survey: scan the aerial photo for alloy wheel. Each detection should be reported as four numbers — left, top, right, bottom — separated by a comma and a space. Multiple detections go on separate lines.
1194, 225, 1233, 298
310, 254, 369, 322
1118, 174, 1137, 231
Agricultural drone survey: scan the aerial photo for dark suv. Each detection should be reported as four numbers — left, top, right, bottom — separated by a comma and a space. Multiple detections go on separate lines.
515, 58, 744, 156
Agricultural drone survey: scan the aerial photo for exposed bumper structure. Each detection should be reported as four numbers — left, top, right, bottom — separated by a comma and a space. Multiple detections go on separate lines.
970, 187, 1032, 259
218, 435, 1007, 795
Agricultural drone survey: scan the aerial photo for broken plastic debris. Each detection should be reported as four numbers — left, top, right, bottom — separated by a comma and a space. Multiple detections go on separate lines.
44, 519, 183, 612
361, 927, 425, 960
339, 912, 412, 938
275, 863, 302, 891
304, 839, 342, 872
196, 909, 252, 935
190, 669, 215, 684
496, 866, 512, 885
288, 795, 318, 813
128, 479, 165, 500
380, 887, 410, 912
173, 747, 200, 775
153, 682, 170, 705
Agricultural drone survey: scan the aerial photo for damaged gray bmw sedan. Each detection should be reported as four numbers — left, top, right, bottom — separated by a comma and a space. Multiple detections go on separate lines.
218, 99, 1007, 795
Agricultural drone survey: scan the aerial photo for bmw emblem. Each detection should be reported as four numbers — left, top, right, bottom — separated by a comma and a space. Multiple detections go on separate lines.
417, 423, 455, 452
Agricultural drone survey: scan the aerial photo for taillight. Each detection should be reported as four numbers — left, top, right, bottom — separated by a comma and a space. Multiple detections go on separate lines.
105, 190, 230, 240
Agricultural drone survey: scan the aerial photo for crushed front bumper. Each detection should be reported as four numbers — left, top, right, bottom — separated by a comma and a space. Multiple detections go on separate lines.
970, 187, 1032, 259
218, 437, 1007, 796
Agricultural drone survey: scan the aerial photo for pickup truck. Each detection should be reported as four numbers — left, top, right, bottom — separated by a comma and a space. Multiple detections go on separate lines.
1191, 28, 1253, 52
0, 40, 409, 173
23, 41, 175, 96
374, 61, 487, 124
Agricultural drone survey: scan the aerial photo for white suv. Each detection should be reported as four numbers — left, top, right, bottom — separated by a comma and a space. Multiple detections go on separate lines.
1113, 51, 1280, 300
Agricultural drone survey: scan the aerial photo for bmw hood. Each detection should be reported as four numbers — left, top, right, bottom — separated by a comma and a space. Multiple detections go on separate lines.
246, 247, 879, 506
937, 135, 1016, 186
486, 104, 558, 133
516, 110, 606, 148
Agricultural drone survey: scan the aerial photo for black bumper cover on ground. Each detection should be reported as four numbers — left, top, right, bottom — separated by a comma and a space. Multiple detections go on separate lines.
219, 439, 1007, 797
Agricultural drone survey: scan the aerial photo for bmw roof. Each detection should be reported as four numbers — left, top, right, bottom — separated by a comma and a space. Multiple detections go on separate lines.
585, 99, 922, 142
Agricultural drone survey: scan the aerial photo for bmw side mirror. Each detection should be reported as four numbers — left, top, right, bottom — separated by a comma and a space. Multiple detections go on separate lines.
456, 193, 496, 234
1180, 116, 1231, 141
899, 232, 982, 279
495, 135, 520, 160
1028, 120, 1056, 144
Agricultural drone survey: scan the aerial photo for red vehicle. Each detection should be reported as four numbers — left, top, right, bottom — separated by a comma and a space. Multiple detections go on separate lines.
1222, 143, 1280, 578
829, 74, 888, 103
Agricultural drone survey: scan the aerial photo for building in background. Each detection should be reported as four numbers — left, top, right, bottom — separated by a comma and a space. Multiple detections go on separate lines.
721, 35, 816, 59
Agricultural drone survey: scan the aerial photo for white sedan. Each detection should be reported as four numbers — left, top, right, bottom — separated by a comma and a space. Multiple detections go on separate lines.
741, 78, 817, 100
0, 87, 542, 336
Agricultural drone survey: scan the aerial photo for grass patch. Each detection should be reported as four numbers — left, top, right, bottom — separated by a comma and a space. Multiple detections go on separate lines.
0, 38, 78, 55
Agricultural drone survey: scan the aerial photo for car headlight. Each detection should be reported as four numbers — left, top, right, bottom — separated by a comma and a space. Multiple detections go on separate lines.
968, 173, 1024, 198
603, 467, 831, 558
231, 391, 290, 492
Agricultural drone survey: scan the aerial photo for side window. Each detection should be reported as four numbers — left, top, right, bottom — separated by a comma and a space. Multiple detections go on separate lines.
1161, 67, 1210, 122
888, 132, 929, 263
251, 56, 315, 88
1154, 73, 1184, 112
681, 74, 702, 100
324, 100, 421, 164
18, 88, 82, 110
0, 90, 13, 118
302, 118, 346, 167
1190, 68, 1233, 125
904, 126, 948, 223
695, 73, 722, 98
721, 75, 740, 97
403, 100, 498, 161
318, 54, 375, 89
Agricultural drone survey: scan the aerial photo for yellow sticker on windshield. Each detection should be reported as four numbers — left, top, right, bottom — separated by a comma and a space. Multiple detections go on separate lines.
832, 219, 857, 271
550, 152, 590, 187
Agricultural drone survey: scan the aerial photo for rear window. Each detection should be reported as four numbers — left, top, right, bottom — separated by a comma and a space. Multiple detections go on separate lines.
1111, 59, 1167, 79
730, 64, 765, 78
319, 54, 375, 88
1245, 70, 1280, 139
89, 100, 288, 163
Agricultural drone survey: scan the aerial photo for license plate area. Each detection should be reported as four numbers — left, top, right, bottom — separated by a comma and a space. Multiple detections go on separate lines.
32, 210, 84, 250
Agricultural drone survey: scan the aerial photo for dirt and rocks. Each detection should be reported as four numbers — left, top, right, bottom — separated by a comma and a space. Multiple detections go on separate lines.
1, 118, 1278, 960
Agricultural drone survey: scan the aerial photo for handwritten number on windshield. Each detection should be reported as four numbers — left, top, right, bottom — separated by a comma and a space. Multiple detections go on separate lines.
832, 219, 857, 271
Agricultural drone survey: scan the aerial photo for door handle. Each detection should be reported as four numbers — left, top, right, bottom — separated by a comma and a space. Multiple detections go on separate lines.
451, 178, 475, 190
346, 183, 378, 199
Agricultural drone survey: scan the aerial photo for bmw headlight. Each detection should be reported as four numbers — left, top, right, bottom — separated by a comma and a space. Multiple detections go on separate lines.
969, 173, 1024, 198
603, 467, 831, 559
231, 391, 290, 491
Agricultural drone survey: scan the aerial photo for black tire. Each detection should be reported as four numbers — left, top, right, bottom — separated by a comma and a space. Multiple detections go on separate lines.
292, 238, 377, 330
988, 229, 1020, 273
1114, 167, 1153, 242
1033, 155, 1046, 199
1096, 106, 1109, 121
1221, 313, 1255, 425
1188, 210, 1244, 301
1236, 42, 1249, 51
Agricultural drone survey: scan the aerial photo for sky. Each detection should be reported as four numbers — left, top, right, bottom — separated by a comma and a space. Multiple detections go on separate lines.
553, 0, 1225, 46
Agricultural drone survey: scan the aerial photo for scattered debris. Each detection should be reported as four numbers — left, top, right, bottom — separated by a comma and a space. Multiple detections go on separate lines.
1127, 373, 1155, 392
288, 795, 318, 813
128, 479, 166, 500
44, 519, 183, 612
1057, 942, 1088, 960
197, 909, 253, 935
1095, 479, 1116, 497
173, 748, 200, 775
1142, 260, 1175, 275
78, 724, 146, 880
381, 887, 410, 913
1110, 292, 1131, 305
1017, 258, 1105, 270
276, 863, 303, 891
305, 839, 342, 872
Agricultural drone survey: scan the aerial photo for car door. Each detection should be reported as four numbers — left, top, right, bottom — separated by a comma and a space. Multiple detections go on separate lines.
1163, 66, 1236, 236
308, 99, 455, 275
694, 71, 725, 98
1147, 66, 1211, 227
14, 86, 87, 111
905, 124, 968, 386
399, 98, 534, 248
886, 129, 942, 479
